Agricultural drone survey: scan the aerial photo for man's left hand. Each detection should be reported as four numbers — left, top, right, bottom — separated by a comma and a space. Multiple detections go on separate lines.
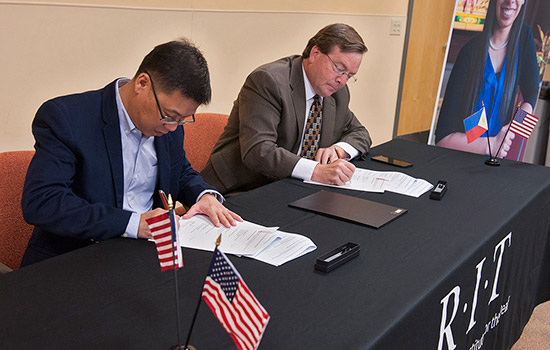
316, 145, 350, 164
182, 194, 242, 228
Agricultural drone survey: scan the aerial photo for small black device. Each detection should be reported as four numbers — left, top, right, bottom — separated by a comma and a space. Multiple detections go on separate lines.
314, 242, 360, 273
371, 155, 413, 168
430, 180, 447, 200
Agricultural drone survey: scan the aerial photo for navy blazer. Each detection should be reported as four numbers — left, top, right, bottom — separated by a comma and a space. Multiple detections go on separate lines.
21, 80, 215, 265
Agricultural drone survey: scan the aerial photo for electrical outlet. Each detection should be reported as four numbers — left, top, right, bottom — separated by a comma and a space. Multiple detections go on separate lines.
390, 18, 402, 36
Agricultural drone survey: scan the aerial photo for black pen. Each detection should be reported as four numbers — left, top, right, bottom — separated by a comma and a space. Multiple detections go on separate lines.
324, 246, 350, 263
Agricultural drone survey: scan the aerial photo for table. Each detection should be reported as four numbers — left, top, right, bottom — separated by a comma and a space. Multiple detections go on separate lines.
2, 139, 550, 350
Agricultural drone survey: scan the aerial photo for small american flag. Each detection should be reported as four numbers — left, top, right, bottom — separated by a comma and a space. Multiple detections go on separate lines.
202, 248, 270, 350
510, 108, 539, 139
146, 212, 183, 271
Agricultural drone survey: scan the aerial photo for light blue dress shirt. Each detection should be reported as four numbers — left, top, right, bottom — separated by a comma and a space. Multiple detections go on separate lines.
115, 79, 224, 239
116, 79, 157, 238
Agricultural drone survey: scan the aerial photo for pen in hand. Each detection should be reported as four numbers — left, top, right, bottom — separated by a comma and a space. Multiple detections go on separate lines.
159, 190, 169, 209
159, 190, 187, 216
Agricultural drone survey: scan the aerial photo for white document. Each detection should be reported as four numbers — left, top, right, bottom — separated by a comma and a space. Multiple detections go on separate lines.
305, 167, 433, 198
178, 215, 277, 256
253, 231, 317, 267
178, 215, 316, 266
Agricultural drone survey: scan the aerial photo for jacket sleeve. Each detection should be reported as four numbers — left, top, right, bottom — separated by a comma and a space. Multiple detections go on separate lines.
22, 99, 132, 241
238, 68, 303, 179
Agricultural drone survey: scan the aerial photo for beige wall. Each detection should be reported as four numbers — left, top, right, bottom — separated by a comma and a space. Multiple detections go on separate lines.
0, 1, 408, 152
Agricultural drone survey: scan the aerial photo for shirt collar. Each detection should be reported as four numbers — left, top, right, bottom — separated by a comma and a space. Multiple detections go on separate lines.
302, 64, 322, 102
115, 78, 140, 135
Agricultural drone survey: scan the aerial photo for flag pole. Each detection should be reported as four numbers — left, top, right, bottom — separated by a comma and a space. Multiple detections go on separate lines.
483, 101, 500, 166
183, 234, 222, 350
493, 107, 518, 162
168, 194, 184, 350
485, 139, 500, 166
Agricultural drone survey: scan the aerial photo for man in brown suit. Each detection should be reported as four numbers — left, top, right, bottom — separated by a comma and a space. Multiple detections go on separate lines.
201, 23, 372, 195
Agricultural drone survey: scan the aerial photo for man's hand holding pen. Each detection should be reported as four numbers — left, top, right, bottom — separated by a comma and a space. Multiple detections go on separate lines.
311, 145, 355, 185
315, 145, 348, 164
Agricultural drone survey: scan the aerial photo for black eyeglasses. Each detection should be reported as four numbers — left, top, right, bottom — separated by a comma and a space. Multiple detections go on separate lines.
144, 71, 195, 126
325, 54, 357, 83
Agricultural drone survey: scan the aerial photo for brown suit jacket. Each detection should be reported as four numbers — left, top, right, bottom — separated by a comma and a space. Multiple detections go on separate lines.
201, 55, 371, 194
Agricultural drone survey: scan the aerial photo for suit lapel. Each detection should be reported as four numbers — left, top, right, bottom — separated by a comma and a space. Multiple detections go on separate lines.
320, 95, 336, 147
155, 135, 170, 194
101, 80, 125, 209
290, 56, 306, 152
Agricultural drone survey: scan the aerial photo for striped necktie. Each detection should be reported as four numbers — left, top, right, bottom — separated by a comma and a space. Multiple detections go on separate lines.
300, 95, 322, 159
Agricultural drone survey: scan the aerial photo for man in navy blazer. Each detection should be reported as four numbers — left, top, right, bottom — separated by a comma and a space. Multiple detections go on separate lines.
20, 38, 241, 266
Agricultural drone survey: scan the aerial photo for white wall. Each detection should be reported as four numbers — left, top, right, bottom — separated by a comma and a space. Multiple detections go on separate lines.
0, 1, 407, 151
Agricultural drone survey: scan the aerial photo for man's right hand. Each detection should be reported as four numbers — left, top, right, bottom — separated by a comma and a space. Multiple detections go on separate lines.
311, 159, 356, 185
138, 208, 168, 239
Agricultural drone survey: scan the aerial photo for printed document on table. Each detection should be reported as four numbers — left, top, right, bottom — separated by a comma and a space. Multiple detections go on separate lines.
178, 215, 316, 266
178, 215, 277, 256
253, 230, 317, 266
304, 167, 433, 197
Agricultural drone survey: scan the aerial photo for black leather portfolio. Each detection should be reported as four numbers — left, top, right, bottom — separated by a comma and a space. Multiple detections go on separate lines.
288, 190, 407, 228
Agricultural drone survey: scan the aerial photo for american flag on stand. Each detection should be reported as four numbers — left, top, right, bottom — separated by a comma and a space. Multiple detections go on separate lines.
146, 212, 183, 271
202, 248, 270, 350
510, 108, 539, 139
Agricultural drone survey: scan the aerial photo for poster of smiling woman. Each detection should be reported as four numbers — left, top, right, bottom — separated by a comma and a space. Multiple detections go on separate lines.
429, 0, 550, 162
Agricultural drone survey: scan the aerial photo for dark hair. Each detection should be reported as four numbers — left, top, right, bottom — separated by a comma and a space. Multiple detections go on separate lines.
135, 38, 211, 105
302, 23, 368, 58
461, 0, 528, 127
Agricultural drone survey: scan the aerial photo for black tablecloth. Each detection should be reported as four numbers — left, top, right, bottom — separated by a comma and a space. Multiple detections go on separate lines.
2, 139, 550, 350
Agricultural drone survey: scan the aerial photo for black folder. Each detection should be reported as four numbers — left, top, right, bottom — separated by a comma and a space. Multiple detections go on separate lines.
288, 190, 407, 228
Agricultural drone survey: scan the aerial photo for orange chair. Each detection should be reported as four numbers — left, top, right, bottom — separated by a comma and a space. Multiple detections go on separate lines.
183, 113, 229, 172
0, 150, 35, 272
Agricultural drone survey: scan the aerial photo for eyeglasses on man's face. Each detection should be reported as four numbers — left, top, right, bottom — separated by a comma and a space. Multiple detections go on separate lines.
324, 53, 357, 83
144, 71, 196, 126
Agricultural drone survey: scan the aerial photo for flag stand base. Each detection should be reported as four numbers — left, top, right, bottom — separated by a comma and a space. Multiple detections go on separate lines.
485, 158, 500, 166
169, 345, 196, 350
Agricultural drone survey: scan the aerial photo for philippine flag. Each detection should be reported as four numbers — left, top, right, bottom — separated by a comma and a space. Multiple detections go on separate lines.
463, 107, 488, 143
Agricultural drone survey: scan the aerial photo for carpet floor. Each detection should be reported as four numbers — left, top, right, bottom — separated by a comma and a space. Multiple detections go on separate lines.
511, 301, 550, 350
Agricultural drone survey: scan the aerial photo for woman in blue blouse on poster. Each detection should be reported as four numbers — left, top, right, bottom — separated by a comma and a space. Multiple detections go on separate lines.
435, 0, 539, 158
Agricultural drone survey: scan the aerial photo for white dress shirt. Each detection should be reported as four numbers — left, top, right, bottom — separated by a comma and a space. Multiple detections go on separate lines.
291, 66, 359, 180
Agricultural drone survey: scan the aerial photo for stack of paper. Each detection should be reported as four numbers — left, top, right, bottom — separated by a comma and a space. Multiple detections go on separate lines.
178, 215, 317, 266
305, 168, 433, 197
